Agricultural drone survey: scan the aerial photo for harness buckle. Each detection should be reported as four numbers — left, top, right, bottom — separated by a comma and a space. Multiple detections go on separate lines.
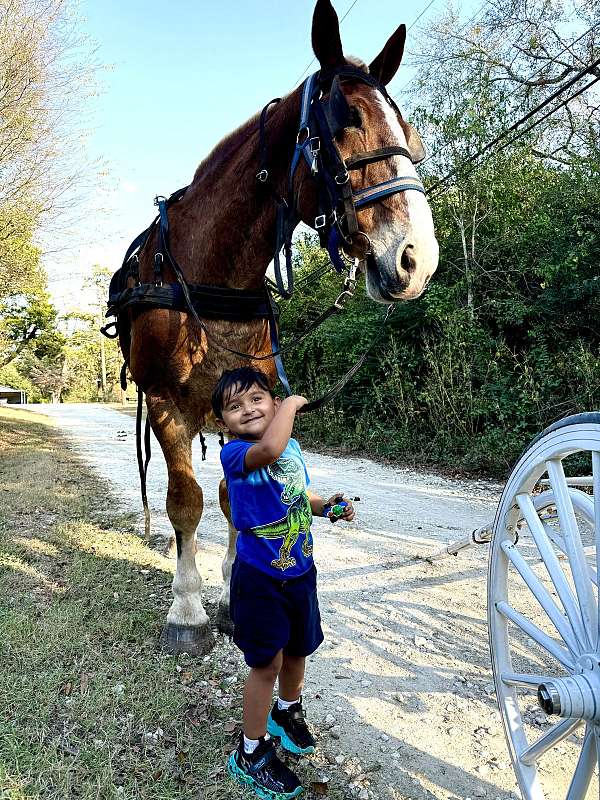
310, 134, 320, 175
334, 288, 354, 310
256, 169, 269, 183
334, 262, 358, 310
335, 170, 350, 185
315, 214, 327, 229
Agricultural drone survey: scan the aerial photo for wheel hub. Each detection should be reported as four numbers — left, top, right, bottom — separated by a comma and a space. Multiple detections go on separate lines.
537, 655, 600, 722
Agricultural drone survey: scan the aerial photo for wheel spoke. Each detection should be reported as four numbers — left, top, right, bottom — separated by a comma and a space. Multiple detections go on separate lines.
519, 718, 582, 766
547, 459, 597, 649
593, 451, 600, 649
501, 540, 580, 655
496, 601, 575, 671
544, 527, 599, 588
566, 726, 596, 800
517, 493, 589, 651
501, 672, 558, 689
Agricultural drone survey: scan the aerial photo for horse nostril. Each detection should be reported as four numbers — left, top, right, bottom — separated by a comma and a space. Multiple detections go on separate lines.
401, 244, 417, 274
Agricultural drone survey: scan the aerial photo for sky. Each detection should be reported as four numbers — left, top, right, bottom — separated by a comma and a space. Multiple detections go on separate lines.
46, 0, 481, 311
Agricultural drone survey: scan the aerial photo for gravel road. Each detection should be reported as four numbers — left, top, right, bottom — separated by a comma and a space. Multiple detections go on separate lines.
26, 403, 561, 800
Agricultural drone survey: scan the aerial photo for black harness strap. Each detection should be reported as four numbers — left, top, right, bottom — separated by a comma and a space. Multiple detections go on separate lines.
136, 386, 151, 540
346, 146, 414, 171
151, 195, 355, 366
109, 282, 273, 321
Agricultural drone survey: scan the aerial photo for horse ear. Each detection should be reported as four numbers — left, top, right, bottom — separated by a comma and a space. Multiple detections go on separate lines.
311, 0, 344, 69
369, 23, 406, 85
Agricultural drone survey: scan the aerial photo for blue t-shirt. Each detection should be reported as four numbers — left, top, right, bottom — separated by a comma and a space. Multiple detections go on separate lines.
220, 437, 314, 579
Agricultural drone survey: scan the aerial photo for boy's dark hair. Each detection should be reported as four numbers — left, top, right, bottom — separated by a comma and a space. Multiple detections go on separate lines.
211, 366, 272, 418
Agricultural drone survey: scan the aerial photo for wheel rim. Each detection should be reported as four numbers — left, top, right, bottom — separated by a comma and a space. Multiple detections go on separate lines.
488, 419, 600, 800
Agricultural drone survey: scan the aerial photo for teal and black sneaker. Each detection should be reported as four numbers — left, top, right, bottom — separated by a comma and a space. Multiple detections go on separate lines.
227, 734, 304, 799
267, 698, 316, 755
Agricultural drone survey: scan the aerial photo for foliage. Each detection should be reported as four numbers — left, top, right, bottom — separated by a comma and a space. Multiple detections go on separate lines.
0, 287, 64, 366
0, 0, 102, 399
0, 0, 99, 248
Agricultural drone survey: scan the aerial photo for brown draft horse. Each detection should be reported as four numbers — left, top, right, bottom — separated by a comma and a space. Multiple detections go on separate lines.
120, 0, 439, 655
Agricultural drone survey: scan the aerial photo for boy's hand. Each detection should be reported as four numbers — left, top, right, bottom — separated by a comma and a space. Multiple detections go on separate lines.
326, 493, 355, 522
288, 395, 308, 411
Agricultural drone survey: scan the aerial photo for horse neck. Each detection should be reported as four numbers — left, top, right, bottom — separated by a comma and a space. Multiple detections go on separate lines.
168, 88, 303, 290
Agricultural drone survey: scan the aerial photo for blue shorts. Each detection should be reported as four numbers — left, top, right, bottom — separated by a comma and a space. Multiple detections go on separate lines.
229, 558, 324, 668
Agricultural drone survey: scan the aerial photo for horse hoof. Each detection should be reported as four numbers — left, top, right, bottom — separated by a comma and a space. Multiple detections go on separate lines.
216, 604, 234, 636
160, 623, 215, 656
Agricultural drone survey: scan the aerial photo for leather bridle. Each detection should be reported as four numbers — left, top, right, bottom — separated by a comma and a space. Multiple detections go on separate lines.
258, 64, 426, 300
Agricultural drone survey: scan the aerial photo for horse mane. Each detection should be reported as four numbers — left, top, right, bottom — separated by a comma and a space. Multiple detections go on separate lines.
191, 109, 263, 184
190, 56, 369, 186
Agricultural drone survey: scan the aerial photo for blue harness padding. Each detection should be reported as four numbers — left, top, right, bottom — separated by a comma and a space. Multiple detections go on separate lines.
353, 176, 426, 208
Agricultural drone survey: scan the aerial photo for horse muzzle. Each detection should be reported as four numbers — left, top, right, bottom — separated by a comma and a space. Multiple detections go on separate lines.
365, 236, 439, 302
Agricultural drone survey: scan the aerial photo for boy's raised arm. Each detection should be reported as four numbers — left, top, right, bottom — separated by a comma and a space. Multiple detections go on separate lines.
244, 395, 307, 471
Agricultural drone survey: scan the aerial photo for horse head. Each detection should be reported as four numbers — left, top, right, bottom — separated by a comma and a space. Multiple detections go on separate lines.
297, 0, 439, 303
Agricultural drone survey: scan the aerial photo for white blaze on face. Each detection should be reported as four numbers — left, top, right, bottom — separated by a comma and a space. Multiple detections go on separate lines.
365, 94, 439, 301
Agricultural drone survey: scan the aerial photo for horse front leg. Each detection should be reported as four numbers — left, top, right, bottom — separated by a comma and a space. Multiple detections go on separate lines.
217, 478, 236, 635
147, 392, 215, 656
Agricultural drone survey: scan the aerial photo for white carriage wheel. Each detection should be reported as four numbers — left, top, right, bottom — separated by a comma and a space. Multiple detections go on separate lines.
488, 413, 600, 800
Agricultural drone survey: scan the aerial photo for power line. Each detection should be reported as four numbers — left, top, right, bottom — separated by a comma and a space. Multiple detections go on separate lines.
391, 0, 493, 99
425, 55, 600, 198
291, 0, 361, 89
406, 0, 439, 32
429, 74, 599, 195
495, 19, 598, 104
420, 20, 600, 169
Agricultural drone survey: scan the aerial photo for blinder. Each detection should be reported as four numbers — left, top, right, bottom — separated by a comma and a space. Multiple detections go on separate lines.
324, 76, 352, 137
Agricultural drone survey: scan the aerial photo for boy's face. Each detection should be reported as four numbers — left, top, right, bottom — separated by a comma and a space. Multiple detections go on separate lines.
219, 382, 280, 440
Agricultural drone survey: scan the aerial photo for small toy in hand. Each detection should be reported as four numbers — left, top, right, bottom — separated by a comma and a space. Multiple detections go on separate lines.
324, 495, 360, 523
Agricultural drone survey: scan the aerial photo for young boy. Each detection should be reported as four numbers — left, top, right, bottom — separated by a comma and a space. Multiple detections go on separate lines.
211, 366, 355, 800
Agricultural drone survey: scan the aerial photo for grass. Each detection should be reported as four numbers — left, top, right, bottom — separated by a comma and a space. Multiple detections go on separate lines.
0, 407, 250, 800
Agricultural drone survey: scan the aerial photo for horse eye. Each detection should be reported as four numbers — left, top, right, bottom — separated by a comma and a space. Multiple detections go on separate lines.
348, 106, 362, 129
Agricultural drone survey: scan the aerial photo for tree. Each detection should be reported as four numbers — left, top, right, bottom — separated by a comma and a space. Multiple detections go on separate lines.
0, 285, 64, 367
60, 265, 124, 403
0, 0, 100, 298
275, 3, 600, 475
411, 0, 600, 165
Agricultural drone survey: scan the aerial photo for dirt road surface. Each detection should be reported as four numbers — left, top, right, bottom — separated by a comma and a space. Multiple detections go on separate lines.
26, 404, 566, 800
